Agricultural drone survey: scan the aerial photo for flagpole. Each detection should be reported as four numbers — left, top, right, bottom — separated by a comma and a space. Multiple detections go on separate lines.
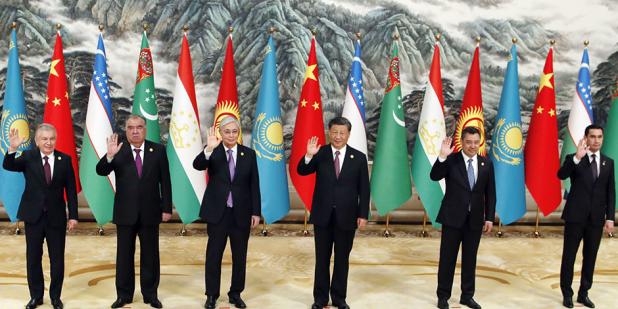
496, 218, 503, 238
383, 214, 392, 238
532, 207, 541, 238
303, 208, 310, 236
261, 223, 269, 236
14, 221, 21, 235
420, 209, 429, 238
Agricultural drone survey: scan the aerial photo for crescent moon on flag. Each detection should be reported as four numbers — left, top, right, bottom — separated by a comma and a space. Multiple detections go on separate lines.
392, 110, 405, 127
140, 104, 158, 121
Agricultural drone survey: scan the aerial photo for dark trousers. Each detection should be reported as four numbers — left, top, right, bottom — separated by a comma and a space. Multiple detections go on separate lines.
560, 222, 603, 298
437, 217, 482, 301
205, 207, 250, 298
115, 223, 160, 300
25, 213, 66, 300
313, 211, 356, 306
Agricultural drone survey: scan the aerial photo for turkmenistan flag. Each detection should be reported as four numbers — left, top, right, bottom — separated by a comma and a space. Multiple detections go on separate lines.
167, 33, 206, 224
80, 33, 115, 225
601, 79, 618, 209
370, 41, 412, 215
132, 31, 160, 142
411, 42, 446, 228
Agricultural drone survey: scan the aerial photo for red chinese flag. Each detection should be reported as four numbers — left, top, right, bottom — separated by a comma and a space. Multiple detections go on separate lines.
524, 47, 561, 215
289, 37, 325, 211
213, 34, 242, 143
454, 45, 486, 156
43, 32, 81, 192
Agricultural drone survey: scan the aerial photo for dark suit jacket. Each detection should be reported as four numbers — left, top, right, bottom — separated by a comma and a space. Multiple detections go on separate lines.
96, 140, 172, 225
3, 149, 78, 226
430, 152, 496, 230
193, 143, 261, 228
297, 145, 370, 230
558, 153, 615, 226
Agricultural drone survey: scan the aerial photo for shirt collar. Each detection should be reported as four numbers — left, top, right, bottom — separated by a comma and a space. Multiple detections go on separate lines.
331, 145, 347, 155
131, 143, 145, 152
587, 150, 600, 160
40, 151, 54, 159
462, 152, 477, 163
225, 144, 238, 153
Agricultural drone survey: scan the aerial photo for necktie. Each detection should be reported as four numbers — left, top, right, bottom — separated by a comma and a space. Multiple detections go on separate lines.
134, 149, 142, 178
43, 156, 51, 185
591, 154, 598, 181
334, 150, 341, 178
467, 158, 475, 190
227, 149, 235, 208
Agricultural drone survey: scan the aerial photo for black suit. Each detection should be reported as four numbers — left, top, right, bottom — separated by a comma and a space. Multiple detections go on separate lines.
193, 143, 260, 299
558, 153, 615, 298
3, 149, 78, 301
96, 140, 172, 301
430, 152, 495, 301
297, 145, 369, 306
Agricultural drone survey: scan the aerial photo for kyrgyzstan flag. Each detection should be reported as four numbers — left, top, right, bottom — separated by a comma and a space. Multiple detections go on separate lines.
44, 31, 81, 192
289, 36, 325, 211
213, 33, 242, 143
524, 46, 561, 215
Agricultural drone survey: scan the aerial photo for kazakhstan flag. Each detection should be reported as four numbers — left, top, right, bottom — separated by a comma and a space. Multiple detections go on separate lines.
0, 29, 32, 222
251, 35, 290, 224
490, 44, 526, 225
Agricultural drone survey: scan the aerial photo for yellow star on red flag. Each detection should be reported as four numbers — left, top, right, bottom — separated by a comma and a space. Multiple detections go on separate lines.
49, 59, 61, 77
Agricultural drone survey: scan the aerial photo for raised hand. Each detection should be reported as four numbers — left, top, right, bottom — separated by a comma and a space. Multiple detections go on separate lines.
8, 127, 25, 152
106, 133, 123, 159
306, 136, 320, 158
205, 126, 222, 152
575, 137, 588, 160
439, 136, 454, 159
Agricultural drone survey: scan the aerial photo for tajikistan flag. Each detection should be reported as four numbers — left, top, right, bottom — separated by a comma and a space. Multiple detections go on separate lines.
166, 33, 206, 224
410, 42, 446, 228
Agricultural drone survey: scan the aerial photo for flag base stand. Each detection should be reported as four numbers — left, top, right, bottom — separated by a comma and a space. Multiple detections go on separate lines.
532, 208, 542, 238
178, 225, 188, 236
608, 232, 614, 238
261, 223, 269, 237
302, 209, 311, 237
495, 221, 503, 238
14, 221, 21, 235
97, 226, 105, 236
383, 214, 393, 238
419, 212, 429, 238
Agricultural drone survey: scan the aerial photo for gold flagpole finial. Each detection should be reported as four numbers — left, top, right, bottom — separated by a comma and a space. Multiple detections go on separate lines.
584, 40, 589, 47
311, 28, 317, 36
550, 39, 556, 46
435, 33, 441, 41
183, 25, 189, 33
10, 21, 17, 29
392, 33, 399, 41
98, 24, 104, 32
228, 26, 234, 34
268, 27, 276, 34
56, 23, 62, 31
475, 36, 481, 46
512, 37, 517, 44
355, 32, 361, 40
143, 23, 149, 33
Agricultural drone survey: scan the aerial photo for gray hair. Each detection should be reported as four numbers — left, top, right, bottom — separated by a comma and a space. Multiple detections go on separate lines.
125, 114, 147, 126
35, 123, 57, 138
218, 116, 240, 131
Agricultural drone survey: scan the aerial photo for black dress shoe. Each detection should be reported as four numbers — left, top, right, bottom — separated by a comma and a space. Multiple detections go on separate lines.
144, 297, 163, 308
459, 298, 481, 309
51, 298, 64, 309
311, 304, 324, 309
25, 298, 43, 309
577, 295, 595, 308
204, 296, 217, 309
229, 294, 247, 308
111, 298, 132, 308
335, 302, 350, 309
563, 296, 573, 308
437, 298, 449, 309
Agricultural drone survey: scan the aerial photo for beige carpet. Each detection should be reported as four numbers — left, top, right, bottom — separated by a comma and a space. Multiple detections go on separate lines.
0, 223, 617, 309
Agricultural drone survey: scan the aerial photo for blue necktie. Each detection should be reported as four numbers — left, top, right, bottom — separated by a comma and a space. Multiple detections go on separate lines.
467, 158, 475, 190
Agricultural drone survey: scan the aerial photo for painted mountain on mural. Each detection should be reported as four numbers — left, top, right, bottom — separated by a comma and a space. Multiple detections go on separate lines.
0, 0, 617, 159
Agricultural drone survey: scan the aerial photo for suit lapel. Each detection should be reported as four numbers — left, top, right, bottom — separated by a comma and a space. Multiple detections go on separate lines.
216, 144, 232, 183
50, 151, 62, 185
33, 150, 48, 186
325, 146, 338, 180
456, 153, 470, 189
233, 145, 245, 183
140, 141, 154, 179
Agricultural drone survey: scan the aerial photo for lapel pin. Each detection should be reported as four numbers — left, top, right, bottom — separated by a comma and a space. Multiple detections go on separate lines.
241, 152, 244, 156
603, 161, 606, 166
58, 156, 62, 160
149, 148, 153, 152
350, 154, 354, 159
481, 162, 484, 166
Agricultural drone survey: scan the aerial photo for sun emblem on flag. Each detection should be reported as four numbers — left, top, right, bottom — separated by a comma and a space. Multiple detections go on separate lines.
454, 106, 486, 155
214, 100, 242, 143
1, 110, 31, 154
252, 113, 284, 161
491, 118, 522, 165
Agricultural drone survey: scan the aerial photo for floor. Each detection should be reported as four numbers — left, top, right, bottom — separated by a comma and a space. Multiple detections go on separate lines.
0, 223, 617, 309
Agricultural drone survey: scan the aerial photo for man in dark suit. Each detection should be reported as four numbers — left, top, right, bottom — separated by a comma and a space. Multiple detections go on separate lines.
297, 116, 370, 309
558, 124, 615, 309
430, 126, 495, 309
96, 115, 172, 309
3, 124, 78, 309
194, 116, 261, 309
